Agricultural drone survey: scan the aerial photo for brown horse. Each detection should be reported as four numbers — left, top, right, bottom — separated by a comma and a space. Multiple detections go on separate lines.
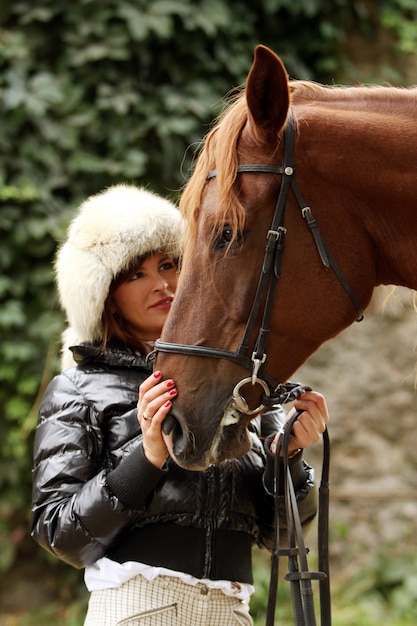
156, 45, 417, 470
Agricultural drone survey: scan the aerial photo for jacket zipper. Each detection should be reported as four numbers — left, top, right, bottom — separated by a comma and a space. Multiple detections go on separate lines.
203, 463, 219, 578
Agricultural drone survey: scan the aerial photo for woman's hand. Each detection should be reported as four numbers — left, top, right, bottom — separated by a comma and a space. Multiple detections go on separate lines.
270, 390, 329, 456
137, 371, 177, 468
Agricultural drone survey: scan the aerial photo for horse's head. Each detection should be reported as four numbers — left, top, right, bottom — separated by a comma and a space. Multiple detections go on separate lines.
156, 46, 375, 470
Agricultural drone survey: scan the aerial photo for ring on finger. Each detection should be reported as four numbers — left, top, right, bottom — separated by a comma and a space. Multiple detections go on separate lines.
143, 414, 153, 422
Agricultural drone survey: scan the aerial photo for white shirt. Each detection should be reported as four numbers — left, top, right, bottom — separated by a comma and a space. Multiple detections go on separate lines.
85, 557, 254, 601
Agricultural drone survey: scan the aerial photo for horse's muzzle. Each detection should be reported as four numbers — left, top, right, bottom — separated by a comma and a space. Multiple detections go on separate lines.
161, 404, 252, 471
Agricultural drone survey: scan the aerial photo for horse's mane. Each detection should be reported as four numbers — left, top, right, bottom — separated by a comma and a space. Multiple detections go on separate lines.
180, 79, 417, 244
179, 91, 248, 243
290, 79, 417, 111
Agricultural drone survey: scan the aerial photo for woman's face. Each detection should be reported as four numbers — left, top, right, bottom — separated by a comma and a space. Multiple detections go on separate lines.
111, 252, 178, 342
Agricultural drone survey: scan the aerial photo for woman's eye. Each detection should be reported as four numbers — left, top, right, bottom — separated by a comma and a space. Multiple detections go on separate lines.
129, 271, 144, 281
160, 261, 176, 271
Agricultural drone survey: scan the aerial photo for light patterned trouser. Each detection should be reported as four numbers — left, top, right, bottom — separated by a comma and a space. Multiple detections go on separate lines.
83, 574, 253, 626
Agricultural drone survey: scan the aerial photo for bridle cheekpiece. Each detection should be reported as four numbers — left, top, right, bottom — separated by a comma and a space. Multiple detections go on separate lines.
154, 110, 363, 414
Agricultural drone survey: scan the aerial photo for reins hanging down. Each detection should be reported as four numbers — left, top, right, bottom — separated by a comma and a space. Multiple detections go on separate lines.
265, 383, 331, 626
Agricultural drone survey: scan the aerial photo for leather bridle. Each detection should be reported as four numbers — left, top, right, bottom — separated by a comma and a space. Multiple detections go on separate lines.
155, 110, 363, 416
154, 110, 347, 625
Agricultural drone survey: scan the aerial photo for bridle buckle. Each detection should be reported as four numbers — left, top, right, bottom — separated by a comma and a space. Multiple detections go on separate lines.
251, 351, 266, 385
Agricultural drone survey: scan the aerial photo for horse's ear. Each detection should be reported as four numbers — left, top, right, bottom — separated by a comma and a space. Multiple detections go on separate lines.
246, 45, 290, 142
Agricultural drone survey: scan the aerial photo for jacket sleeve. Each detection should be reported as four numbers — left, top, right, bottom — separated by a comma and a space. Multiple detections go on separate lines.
31, 372, 165, 569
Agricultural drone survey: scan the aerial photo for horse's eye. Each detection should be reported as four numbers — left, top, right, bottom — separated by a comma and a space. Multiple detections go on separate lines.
221, 228, 233, 244
214, 226, 239, 250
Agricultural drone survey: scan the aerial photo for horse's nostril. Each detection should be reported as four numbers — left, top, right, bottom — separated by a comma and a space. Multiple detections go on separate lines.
162, 412, 189, 461
162, 414, 177, 436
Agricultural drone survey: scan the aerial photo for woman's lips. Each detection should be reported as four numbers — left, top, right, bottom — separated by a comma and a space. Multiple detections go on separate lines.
150, 297, 173, 310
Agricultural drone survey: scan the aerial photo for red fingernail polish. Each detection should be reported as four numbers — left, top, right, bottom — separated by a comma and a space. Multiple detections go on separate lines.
166, 379, 175, 387
169, 388, 177, 396
164, 401, 171, 408
153, 371, 161, 378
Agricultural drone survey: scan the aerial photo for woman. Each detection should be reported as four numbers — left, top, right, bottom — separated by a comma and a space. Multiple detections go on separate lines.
31, 183, 329, 626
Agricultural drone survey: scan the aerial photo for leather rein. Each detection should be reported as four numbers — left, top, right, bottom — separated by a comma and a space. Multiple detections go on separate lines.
154, 110, 363, 625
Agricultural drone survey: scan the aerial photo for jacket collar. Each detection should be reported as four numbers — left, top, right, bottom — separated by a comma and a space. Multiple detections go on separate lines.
70, 342, 149, 368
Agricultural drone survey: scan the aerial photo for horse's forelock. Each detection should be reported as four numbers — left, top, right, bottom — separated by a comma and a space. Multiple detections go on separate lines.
179, 93, 248, 246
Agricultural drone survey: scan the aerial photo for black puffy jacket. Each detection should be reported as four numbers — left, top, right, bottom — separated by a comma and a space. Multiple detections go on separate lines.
31, 344, 316, 584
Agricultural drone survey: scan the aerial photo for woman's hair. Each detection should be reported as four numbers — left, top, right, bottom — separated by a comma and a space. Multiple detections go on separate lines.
101, 255, 147, 352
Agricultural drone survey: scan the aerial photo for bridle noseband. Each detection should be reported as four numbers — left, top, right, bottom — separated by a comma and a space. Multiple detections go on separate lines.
155, 110, 364, 414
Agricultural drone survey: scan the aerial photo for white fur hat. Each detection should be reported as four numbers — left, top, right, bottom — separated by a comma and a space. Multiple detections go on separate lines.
55, 184, 184, 368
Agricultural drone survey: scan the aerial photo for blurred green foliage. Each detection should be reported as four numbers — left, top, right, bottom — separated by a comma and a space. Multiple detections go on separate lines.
380, 0, 417, 55
1, 0, 417, 619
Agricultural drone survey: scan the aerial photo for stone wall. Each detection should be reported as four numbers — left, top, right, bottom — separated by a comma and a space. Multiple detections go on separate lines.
296, 287, 417, 583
